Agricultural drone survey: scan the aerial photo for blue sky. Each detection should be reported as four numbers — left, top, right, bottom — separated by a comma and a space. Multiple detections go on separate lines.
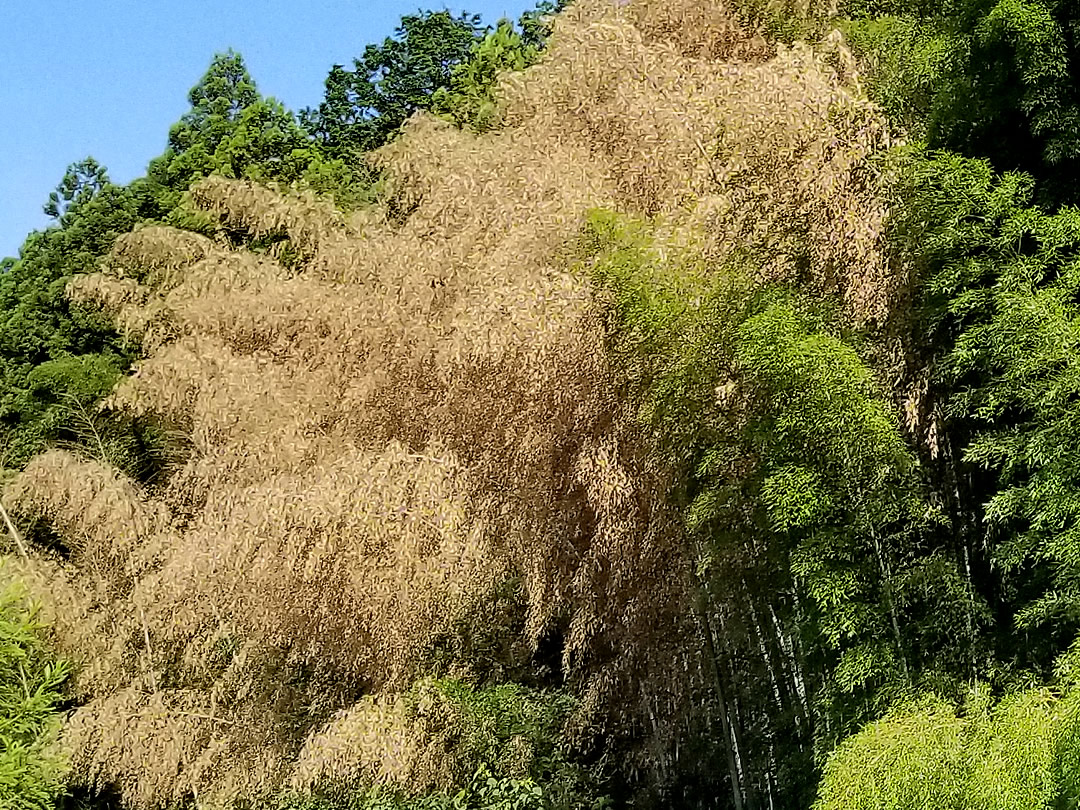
0, 0, 539, 260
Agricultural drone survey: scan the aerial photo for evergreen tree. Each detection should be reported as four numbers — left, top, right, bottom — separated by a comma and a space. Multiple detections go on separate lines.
301, 11, 486, 160
147, 50, 337, 211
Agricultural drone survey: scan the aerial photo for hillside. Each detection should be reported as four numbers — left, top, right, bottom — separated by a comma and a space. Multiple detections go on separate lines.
5, 0, 1080, 808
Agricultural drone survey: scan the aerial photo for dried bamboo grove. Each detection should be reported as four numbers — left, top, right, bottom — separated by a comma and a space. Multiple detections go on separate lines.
1, 0, 896, 806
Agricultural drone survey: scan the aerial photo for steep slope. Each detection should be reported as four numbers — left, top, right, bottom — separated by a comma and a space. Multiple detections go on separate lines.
0, 1, 895, 807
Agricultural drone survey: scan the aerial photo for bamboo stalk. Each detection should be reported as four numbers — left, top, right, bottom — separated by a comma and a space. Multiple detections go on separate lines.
0, 499, 28, 559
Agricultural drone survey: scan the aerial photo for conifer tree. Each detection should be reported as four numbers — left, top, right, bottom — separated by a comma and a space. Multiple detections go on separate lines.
302, 11, 486, 159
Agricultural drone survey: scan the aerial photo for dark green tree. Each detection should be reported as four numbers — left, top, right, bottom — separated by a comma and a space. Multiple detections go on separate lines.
42, 157, 109, 223
519, 0, 568, 51
301, 10, 486, 159
581, 209, 981, 808
884, 147, 1080, 673
146, 50, 353, 214
0, 159, 140, 469
162, 49, 259, 171
844, 0, 1080, 207
432, 19, 540, 131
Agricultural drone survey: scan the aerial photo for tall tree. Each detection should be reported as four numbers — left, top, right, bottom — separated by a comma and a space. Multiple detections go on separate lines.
844, 0, 1080, 207
0, 51, 364, 474
432, 19, 540, 131
0, 160, 139, 470
149, 51, 291, 200
302, 10, 487, 160
167, 49, 259, 160
42, 157, 109, 224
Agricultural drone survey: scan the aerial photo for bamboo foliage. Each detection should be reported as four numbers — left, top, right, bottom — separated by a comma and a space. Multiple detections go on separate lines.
0, 0, 897, 805
6, 451, 172, 595
291, 690, 444, 794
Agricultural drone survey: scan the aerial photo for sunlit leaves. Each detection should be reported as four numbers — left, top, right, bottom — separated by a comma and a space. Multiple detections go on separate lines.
0, 579, 70, 810
893, 148, 1080, 638
761, 466, 833, 532
301, 11, 486, 160
583, 207, 967, 768
813, 695, 966, 810
433, 21, 540, 132
816, 685, 1080, 810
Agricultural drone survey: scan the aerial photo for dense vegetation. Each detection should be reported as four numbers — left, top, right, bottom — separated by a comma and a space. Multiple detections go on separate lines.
0, 578, 70, 809
5, 0, 1080, 807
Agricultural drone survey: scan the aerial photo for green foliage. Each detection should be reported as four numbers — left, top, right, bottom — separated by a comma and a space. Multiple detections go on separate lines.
1054, 689, 1080, 806
302, 11, 487, 160
409, 679, 577, 776
419, 578, 536, 687
305, 1, 564, 150
887, 146, 1080, 664
279, 769, 551, 810
518, 1, 566, 52
42, 157, 109, 223
170, 49, 259, 152
5, 354, 122, 465
583, 210, 972, 733
816, 5, 1080, 803
0, 162, 140, 470
735, 302, 915, 538
580, 208, 993, 810
432, 21, 539, 132
0, 186, 168, 478
144, 50, 260, 216
277, 679, 606, 810
0, 578, 71, 810
736, 300, 979, 745
813, 695, 965, 810
149, 51, 366, 214
815, 684, 1080, 810
843, 0, 1080, 207
966, 689, 1062, 810
581, 209, 752, 462
838, 14, 958, 142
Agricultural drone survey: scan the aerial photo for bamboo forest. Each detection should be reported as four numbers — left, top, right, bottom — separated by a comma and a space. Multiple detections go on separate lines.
3, 0, 1080, 807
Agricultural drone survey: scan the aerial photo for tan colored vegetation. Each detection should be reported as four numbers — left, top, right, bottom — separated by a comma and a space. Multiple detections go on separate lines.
2, 0, 895, 805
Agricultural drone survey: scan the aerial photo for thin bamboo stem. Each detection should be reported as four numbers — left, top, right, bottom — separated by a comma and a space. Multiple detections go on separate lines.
0, 500, 29, 559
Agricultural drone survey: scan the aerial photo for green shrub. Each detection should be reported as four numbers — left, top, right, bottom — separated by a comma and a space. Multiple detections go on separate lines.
0, 576, 71, 810
815, 681, 1080, 810
276, 678, 608, 810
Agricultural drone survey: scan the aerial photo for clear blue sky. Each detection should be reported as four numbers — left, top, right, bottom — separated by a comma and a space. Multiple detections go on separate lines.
0, 0, 538, 260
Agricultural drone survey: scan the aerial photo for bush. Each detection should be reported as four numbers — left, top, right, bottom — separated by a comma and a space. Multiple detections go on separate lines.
0, 576, 71, 810
815, 682, 1080, 810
